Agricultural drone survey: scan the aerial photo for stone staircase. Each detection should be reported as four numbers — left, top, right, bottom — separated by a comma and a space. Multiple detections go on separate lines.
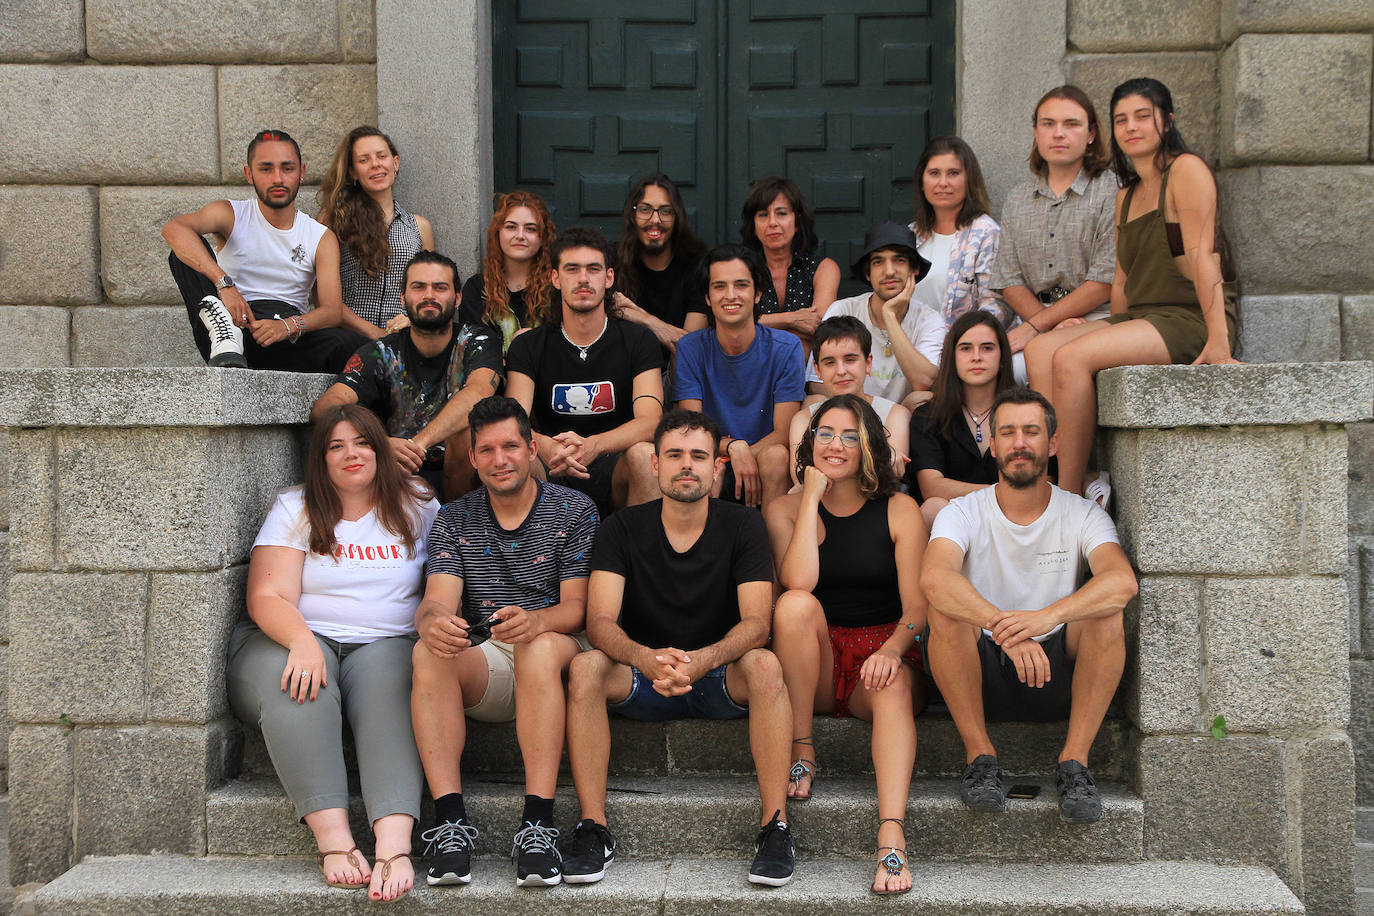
25, 715, 1303, 914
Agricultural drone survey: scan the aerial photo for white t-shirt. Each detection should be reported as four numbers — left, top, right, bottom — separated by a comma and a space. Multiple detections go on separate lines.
809, 293, 946, 401
913, 231, 956, 315
929, 484, 1119, 642
253, 486, 441, 643
218, 198, 329, 312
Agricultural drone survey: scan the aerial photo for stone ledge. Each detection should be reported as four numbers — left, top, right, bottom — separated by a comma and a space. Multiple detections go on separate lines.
1098, 362, 1374, 428
0, 369, 332, 428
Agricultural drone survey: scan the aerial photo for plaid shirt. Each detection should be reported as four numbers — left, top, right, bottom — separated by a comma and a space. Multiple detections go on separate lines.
339, 204, 424, 329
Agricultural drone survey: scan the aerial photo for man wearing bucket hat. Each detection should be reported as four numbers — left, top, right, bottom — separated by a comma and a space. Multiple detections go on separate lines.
806, 222, 943, 411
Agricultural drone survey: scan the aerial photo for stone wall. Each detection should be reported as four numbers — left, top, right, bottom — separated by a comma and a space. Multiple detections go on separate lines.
0, 1, 378, 370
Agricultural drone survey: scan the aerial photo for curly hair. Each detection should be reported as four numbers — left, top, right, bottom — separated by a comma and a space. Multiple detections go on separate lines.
795, 394, 898, 500
316, 126, 397, 278
482, 191, 555, 330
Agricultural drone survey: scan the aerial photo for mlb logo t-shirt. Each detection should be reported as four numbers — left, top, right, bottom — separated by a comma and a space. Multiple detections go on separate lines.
552, 381, 616, 416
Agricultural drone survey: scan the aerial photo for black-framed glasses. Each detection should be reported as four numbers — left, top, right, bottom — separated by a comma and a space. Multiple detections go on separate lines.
633, 203, 676, 222
814, 429, 860, 448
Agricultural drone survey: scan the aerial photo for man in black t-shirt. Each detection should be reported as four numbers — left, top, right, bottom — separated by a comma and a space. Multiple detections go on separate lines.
312, 250, 502, 498
505, 226, 664, 514
557, 409, 796, 888
611, 174, 710, 351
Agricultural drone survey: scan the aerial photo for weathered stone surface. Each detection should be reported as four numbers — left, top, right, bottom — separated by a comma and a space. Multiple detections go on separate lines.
1098, 362, 1374, 427
1204, 577, 1349, 730
1350, 539, 1364, 655
0, 645, 11, 780
8, 725, 72, 884
0, 428, 8, 529
0, 66, 218, 184
1221, 33, 1372, 165
217, 65, 376, 183
1293, 736, 1356, 915
8, 572, 147, 723
1069, 0, 1217, 52
0, 308, 69, 368
86, 0, 340, 63
1303, 427, 1353, 573
1352, 423, 1373, 536
0, 531, 9, 642
8, 429, 54, 571
1222, 0, 1374, 38
73, 723, 236, 858
98, 185, 255, 305
1139, 735, 1287, 873
1360, 539, 1374, 653
340, 0, 376, 62
71, 307, 203, 368
1353, 659, 1374, 805
1345, 297, 1374, 363
1221, 166, 1374, 294
1127, 576, 1204, 734
0, 0, 83, 62
148, 568, 247, 723
1066, 52, 1219, 165
1237, 295, 1342, 363
0, 368, 330, 427
0, 186, 100, 305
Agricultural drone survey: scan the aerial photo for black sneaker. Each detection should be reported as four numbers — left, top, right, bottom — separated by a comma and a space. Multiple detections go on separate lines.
512, 820, 562, 887
559, 819, 616, 884
1056, 759, 1103, 824
421, 818, 479, 886
959, 754, 1007, 813
748, 810, 795, 886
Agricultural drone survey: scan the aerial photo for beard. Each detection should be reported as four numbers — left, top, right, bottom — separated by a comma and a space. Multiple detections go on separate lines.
661, 473, 710, 504
406, 298, 457, 331
254, 183, 298, 210
998, 450, 1048, 489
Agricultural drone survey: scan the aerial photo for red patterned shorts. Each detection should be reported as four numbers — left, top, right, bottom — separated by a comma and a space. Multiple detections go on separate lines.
828, 622, 923, 717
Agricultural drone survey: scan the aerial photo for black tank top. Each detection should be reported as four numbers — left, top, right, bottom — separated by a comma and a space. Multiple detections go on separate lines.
814, 498, 902, 628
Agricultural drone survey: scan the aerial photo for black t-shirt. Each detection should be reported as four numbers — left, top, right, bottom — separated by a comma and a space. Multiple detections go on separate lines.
905, 402, 999, 499
504, 318, 662, 439
459, 274, 529, 348
591, 499, 774, 650
630, 253, 705, 328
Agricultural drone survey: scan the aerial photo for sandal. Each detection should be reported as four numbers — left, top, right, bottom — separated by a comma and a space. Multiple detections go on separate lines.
1085, 471, 1112, 511
788, 735, 816, 800
872, 817, 911, 896
318, 847, 368, 889
371, 852, 413, 903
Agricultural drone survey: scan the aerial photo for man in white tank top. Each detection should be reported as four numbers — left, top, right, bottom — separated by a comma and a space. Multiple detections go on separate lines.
163, 129, 378, 372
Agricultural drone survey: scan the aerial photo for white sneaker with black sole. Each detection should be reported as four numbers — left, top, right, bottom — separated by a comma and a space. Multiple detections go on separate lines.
198, 296, 247, 368
512, 820, 562, 887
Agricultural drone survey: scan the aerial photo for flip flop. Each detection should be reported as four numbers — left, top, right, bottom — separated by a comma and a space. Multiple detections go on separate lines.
872, 817, 911, 896
1085, 471, 1111, 511
371, 852, 413, 903
318, 847, 368, 889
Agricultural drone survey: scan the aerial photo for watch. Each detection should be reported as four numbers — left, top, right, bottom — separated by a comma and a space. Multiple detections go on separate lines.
215, 274, 235, 290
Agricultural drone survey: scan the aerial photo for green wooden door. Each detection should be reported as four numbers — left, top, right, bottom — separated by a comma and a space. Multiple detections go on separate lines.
494, 1, 954, 290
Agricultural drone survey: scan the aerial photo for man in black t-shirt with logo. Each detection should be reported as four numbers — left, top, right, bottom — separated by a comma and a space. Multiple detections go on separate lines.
557, 409, 796, 888
505, 226, 664, 514
312, 250, 502, 498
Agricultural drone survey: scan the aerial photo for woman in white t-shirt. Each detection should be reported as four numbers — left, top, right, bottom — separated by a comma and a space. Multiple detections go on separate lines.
227, 404, 439, 903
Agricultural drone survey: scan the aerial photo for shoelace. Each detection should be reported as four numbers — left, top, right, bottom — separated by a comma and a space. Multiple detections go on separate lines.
421, 819, 479, 855
512, 821, 561, 858
203, 305, 235, 343
564, 822, 608, 857
755, 818, 793, 856
1060, 768, 1096, 798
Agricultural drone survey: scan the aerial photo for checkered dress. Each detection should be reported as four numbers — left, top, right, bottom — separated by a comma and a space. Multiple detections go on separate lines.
339, 204, 423, 329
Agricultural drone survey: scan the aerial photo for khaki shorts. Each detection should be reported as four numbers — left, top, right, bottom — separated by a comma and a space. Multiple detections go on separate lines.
463, 632, 591, 723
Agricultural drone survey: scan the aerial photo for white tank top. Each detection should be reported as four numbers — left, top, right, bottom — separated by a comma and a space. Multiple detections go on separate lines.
218, 198, 329, 313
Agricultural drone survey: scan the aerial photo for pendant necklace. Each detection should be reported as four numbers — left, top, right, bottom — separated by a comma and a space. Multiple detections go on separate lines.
965, 405, 992, 443
877, 327, 893, 358
562, 317, 608, 361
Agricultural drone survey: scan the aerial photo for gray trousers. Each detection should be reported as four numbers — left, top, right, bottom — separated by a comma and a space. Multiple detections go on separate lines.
227, 621, 423, 822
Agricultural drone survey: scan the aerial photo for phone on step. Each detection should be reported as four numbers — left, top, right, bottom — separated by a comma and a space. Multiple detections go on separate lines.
1007, 784, 1040, 800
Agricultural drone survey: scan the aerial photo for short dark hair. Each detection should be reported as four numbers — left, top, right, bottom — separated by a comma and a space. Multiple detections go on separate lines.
991, 385, 1058, 438
653, 408, 721, 455
739, 175, 819, 256
812, 316, 872, 362
695, 243, 769, 325
247, 129, 301, 165
402, 249, 462, 290
550, 226, 614, 271
467, 395, 533, 444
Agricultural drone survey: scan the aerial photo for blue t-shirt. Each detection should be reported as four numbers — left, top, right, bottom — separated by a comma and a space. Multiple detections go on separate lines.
673, 325, 805, 444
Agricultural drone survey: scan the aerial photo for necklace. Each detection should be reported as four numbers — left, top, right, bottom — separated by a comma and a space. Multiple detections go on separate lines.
964, 405, 992, 443
876, 327, 893, 358
561, 317, 608, 361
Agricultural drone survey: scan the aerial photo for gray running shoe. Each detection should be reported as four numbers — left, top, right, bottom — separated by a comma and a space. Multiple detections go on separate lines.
959, 754, 1007, 813
1056, 759, 1103, 824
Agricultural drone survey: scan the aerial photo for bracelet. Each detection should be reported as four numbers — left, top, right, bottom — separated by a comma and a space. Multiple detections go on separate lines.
289, 314, 305, 343
907, 622, 922, 643
278, 317, 292, 341
1026, 321, 1042, 335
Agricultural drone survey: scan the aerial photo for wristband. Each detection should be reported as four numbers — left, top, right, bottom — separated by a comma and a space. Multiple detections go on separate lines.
289, 314, 305, 343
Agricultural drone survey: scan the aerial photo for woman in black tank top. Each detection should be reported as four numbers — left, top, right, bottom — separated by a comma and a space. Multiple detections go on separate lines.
762, 394, 929, 895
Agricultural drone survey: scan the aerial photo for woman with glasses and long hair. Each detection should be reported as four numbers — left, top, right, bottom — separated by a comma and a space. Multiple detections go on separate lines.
764, 394, 928, 896
459, 191, 556, 353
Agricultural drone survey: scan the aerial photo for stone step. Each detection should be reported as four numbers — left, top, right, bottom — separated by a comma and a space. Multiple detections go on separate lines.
237, 711, 1133, 782
208, 774, 1143, 863
30, 854, 1304, 914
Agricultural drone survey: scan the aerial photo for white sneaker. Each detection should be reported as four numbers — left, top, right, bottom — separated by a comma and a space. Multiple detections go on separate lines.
198, 296, 247, 368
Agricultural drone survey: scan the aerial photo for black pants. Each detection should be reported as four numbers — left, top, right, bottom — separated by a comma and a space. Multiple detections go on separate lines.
169, 242, 366, 374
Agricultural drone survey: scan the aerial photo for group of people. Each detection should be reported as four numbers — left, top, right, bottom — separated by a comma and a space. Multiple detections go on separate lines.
168, 73, 1236, 901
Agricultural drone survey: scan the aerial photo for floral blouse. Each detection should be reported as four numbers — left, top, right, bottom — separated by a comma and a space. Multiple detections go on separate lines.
909, 214, 1013, 328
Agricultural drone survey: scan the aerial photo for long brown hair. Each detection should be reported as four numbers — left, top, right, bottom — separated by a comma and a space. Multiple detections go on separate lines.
482, 191, 556, 328
795, 394, 898, 501
615, 173, 707, 303
317, 126, 397, 277
303, 404, 429, 558
1028, 85, 1111, 180
926, 310, 1016, 435
911, 136, 994, 236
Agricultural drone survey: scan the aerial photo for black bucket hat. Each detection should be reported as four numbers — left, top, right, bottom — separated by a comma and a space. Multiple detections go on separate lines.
850, 221, 932, 285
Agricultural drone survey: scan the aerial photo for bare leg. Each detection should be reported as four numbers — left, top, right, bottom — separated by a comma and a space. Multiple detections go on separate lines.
726, 649, 792, 824
1024, 321, 1102, 403
927, 608, 994, 763
757, 444, 793, 508
920, 496, 948, 531
410, 641, 491, 798
619, 441, 659, 508
442, 428, 476, 502
514, 631, 582, 797
848, 664, 919, 894
566, 650, 632, 825
305, 807, 370, 886
769, 590, 835, 798
369, 812, 415, 902
1060, 613, 1126, 765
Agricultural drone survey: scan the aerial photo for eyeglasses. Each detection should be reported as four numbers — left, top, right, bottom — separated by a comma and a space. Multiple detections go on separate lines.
634, 204, 676, 222
814, 429, 860, 448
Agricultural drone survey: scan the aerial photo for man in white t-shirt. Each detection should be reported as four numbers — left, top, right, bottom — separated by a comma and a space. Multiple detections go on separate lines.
807, 222, 942, 410
920, 386, 1136, 824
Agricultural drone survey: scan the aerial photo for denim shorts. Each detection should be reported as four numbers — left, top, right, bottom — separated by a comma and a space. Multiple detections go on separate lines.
607, 663, 748, 722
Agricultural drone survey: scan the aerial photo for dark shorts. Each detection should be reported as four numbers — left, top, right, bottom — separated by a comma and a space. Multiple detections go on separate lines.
607, 663, 748, 722
550, 451, 621, 517
716, 463, 766, 508
978, 628, 1074, 722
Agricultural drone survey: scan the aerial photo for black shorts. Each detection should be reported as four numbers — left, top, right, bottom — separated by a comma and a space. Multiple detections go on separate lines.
978, 628, 1074, 722
550, 451, 620, 517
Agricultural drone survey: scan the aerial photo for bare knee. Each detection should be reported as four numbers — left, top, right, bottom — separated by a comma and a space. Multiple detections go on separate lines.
737, 648, 785, 695
568, 649, 613, 700
514, 631, 572, 678
920, 497, 948, 531
772, 590, 822, 637
412, 640, 458, 688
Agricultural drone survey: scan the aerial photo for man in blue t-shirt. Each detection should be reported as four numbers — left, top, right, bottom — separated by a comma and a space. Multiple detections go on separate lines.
673, 244, 804, 507
411, 397, 599, 889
